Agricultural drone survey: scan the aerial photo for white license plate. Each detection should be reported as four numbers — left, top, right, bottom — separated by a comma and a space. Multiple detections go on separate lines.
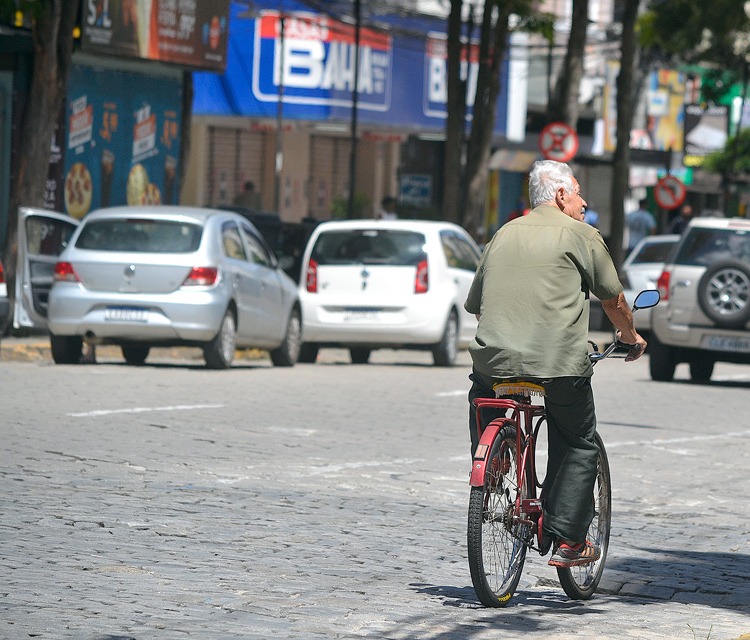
343, 310, 380, 323
105, 307, 148, 322
700, 334, 750, 353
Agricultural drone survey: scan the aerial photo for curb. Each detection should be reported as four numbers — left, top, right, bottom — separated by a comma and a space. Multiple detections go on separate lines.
0, 339, 267, 364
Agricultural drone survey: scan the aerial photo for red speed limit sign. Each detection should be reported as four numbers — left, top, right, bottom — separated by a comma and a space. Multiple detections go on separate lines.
539, 122, 579, 162
654, 175, 686, 210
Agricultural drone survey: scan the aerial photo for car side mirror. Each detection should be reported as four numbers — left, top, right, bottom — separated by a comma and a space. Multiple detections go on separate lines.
633, 289, 660, 310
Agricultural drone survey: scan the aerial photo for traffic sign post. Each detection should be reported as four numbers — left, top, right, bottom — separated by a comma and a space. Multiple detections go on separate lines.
654, 175, 686, 211
539, 122, 579, 162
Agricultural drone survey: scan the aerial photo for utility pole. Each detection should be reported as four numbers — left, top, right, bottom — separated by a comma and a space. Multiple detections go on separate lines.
347, 0, 361, 218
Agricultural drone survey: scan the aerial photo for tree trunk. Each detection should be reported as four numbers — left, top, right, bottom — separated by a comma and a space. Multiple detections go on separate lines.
548, 0, 589, 127
460, 0, 511, 240
442, 0, 466, 224
4, 1, 77, 301
610, 0, 641, 270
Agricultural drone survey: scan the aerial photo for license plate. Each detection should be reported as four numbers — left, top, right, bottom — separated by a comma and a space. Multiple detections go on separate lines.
700, 334, 750, 353
105, 306, 148, 322
343, 310, 380, 323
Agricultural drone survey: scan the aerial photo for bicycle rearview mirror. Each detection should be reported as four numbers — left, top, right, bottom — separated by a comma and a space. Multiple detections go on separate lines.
633, 289, 660, 310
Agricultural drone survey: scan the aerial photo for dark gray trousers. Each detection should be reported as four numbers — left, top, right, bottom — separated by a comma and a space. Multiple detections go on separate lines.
468, 369, 599, 543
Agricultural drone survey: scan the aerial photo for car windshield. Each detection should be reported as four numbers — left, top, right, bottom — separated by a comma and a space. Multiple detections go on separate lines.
75, 219, 203, 253
630, 240, 677, 264
674, 228, 750, 266
311, 230, 427, 266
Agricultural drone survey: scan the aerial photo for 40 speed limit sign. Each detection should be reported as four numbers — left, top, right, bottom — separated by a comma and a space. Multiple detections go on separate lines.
654, 175, 686, 210
539, 122, 579, 162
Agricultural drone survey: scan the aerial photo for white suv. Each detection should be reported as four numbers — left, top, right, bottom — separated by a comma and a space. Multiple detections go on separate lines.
298, 219, 481, 365
650, 217, 750, 382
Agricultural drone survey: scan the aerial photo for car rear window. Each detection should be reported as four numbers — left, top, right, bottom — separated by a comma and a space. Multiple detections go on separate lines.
311, 230, 427, 266
674, 228, 750, 266
75, 219, 203, 253
630, 240, 677, 264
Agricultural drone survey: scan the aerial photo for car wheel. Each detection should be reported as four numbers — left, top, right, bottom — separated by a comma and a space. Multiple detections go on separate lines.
204, 310, 236, 369
298, 343, 319, 363
697, 259, 750, 329
689, 357, 714, 383
350, 348, 371, 364
121, 345, 150, 365
270, 307, 301, 367
433, 310, 458, 367
50, 334, 83, 365
648, 333, 676, 382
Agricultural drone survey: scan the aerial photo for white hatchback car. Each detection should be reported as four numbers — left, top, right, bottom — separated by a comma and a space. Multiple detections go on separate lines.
298, 219, 481, 365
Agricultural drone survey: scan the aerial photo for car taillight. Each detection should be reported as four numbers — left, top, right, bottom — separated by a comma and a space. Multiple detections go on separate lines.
0, 261, 5, 284
415, 258, 429, 294
54, 262, 80, 282
306, 258, 318, 293
656, 270, 670, 301
182, 267, 218, 286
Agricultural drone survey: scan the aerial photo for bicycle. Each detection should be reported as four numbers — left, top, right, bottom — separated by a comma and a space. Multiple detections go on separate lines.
466, 289, 660, 607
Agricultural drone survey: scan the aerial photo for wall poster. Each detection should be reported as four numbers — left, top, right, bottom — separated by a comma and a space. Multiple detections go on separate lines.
60, 64, 182, 218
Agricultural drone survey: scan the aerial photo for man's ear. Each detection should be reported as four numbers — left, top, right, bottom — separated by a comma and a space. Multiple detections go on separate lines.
555, 187, 566, 209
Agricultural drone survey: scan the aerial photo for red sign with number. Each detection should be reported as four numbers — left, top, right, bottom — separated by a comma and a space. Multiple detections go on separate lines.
654, 175, 686, 210
539, 122, 579, 162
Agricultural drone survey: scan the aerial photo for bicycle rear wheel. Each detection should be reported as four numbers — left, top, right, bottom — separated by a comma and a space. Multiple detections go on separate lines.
556, 432, 611, 599
467, 423, 528, 607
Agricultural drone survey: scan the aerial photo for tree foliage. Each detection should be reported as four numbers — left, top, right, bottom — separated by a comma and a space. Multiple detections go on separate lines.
704, 129, 750, 175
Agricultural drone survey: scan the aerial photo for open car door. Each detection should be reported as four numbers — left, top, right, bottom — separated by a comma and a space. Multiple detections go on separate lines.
14, 207, 79, 330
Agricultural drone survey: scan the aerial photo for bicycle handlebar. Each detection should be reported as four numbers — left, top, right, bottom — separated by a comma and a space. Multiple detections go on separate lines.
588, 339, 640, 363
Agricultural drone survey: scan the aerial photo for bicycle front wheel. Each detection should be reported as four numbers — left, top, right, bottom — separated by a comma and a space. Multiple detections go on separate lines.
556, 432, 612, 600
467, 423, 528, 607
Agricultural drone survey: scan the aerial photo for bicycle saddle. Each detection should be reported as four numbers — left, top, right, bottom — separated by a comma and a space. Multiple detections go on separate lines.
492, 379, 546, 398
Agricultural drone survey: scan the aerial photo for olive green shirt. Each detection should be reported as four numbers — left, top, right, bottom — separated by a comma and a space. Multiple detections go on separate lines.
464, 205, 623, 378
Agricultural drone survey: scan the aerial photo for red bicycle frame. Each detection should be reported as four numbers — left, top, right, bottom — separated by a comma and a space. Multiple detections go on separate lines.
470, 397, 548, 545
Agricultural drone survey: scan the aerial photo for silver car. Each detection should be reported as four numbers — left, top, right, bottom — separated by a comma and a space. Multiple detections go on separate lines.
29, 206, 301, 368
621, 234, 679, 332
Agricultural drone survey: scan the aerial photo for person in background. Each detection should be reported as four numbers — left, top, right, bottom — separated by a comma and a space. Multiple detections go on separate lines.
583, 207, 599, 228
377, 196, 398, 220
233, 181, 263, 210
670, 203, 695, 235
626, 198, 656, 254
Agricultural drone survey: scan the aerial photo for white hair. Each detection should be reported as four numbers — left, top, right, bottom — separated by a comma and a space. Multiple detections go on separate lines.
528, 160, 575, 208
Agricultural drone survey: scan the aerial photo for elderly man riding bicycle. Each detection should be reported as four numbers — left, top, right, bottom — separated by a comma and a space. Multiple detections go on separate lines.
465, 159, 647, 567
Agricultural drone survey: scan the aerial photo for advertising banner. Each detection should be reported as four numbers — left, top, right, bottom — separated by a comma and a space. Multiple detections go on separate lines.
62, 64, 182, 218
81, 0, 230, 71
193, 1, 509, 134
683, 103, 728, 167
646, 69, 686, 152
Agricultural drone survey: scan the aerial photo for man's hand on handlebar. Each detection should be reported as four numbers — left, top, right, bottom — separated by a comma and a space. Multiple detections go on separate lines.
615, 331, 648, 362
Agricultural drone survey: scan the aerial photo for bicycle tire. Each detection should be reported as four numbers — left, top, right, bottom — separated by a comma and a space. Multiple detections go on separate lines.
467, 422, 529, 607
556, 432, 611, 600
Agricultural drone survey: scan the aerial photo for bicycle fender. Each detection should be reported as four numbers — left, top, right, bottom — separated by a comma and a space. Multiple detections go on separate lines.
469, 418, 508, 487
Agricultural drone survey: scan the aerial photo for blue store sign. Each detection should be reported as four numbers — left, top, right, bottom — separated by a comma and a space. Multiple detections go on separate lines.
193, 0, 509, 133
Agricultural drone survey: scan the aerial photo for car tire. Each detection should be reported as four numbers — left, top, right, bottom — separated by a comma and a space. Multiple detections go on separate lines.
689, 357, 714, 383
648, 333, 677, 382
50, 334, 83, 365
433, 310, 458, 367
204, 310, 236, 369
350, 348, 371, 364
298, 343, 319, 363
121, 345, 150, 365
697, 260, 750, 330
270, 307, 301, 367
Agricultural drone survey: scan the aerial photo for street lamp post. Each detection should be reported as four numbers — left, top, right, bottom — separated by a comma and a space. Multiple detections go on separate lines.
346, 0, 361, 219
275, 13, 286, 214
